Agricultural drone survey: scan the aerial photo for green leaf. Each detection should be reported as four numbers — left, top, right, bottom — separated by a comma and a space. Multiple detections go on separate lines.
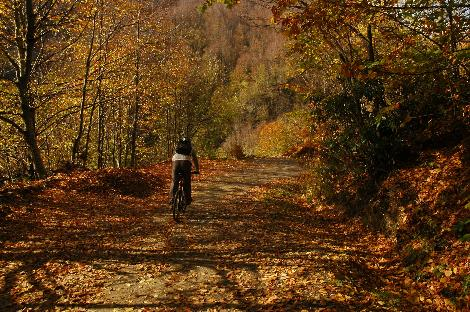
460, 234, 470, 242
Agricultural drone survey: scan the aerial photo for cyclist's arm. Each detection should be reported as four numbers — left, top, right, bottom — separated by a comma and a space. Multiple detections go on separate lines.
191, 149, 200, 172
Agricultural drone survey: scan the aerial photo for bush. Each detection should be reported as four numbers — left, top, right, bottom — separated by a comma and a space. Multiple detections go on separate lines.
228, 143, 245, 159
306, 82, 406, 213
255, 108, 311, 157
306, 67, 468, 217
220, 136, 246, 159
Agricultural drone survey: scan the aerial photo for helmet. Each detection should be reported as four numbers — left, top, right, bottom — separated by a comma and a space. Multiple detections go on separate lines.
180, 137, 191, 144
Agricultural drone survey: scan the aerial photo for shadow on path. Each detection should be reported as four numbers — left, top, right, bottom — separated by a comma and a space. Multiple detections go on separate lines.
0, 158, 409, 311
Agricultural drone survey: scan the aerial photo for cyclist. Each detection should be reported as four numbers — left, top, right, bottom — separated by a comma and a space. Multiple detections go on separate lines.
170, 137, 199, 205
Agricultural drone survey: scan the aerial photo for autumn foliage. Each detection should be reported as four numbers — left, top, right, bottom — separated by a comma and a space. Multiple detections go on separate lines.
1, 0, 469, 311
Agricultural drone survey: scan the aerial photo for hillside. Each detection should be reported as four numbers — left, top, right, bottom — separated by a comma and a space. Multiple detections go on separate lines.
362, 137, 469, 309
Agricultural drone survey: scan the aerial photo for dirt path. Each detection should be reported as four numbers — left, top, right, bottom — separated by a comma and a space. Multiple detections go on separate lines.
0, 158, 417, 311
82, 158, 400, 311
91, 158, 307, 311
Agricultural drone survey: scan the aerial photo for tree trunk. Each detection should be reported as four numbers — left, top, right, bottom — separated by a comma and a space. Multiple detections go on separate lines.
130, 1, 142, 168
83, 94, 98, 167
21, 100, 47, 178
72, 11, 97, 164
16, 0, 47, 178
97, 92, 106, 168
96, 0, 107, 169
446, 0, 457, 54
367, 24, 374, 63
166, 106, 171, 157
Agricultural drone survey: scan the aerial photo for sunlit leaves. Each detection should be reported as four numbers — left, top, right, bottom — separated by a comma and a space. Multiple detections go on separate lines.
199, 0, 240, 12
256, 108, 311, 157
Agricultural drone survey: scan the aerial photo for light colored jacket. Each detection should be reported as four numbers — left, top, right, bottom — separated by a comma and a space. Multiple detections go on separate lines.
172, 149, 199, 172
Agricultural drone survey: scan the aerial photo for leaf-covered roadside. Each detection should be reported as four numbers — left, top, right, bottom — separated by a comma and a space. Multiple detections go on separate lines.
363, 142, 470, 310
256, 170, 468, 311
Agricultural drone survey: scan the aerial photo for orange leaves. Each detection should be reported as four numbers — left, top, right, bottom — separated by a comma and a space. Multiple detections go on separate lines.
339, 62, 383, 80
373, 143, 470, 310
44, 167, 166, 198
0, 157, 468, 310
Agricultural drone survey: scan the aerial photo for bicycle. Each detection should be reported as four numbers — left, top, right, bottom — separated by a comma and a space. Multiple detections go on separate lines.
172, 171, 197, 222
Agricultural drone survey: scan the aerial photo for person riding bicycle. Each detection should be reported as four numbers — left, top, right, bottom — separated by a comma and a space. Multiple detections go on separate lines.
170, 137, 199, 205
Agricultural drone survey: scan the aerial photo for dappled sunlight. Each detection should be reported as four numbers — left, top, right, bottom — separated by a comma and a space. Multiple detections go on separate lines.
0, 158, 465, 311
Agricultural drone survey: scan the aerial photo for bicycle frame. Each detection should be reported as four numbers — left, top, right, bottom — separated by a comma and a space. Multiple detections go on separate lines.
171, 171, 197, 222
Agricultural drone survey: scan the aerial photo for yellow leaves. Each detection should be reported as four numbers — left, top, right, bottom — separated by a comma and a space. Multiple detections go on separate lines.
332, 293, 352, 302
377, 101, 400, 118
404, 277, 413, 286
265, 294, 279, 304
256, 108, 310, 157
465, 201, 470, 210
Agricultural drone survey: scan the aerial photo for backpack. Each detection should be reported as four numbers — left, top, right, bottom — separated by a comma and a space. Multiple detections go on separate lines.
176, 140, 192, 156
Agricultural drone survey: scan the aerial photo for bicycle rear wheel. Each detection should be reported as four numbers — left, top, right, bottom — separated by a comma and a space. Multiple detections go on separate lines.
179, 191, 187, 214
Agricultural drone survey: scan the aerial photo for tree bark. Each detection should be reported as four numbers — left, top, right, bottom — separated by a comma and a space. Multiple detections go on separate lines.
17, 0, 47, 178
96, 0, 107, 169
20, 96, 47, 178
130, 3, 141, 168
72, 10, 98, 164
446, 0, 457, 54
84, 93, 98, 166
367, 24, 374, 63
97, 92, 106, 168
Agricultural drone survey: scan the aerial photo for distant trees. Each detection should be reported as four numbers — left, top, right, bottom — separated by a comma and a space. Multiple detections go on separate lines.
0, 0, 290, 180
198, 1, 295, 157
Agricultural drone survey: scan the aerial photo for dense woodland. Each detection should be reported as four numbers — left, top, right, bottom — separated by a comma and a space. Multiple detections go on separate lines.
0, 0, 468, 179
2, 0, 469, 221
0, 0, 293, 179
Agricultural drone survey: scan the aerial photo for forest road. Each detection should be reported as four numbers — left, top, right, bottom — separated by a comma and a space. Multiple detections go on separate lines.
89, 157, 333, 311
88, 158, 389, 311
0, 157, 426, 311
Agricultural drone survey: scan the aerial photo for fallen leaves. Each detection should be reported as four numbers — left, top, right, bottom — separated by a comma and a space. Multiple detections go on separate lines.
0, 157, 468, 311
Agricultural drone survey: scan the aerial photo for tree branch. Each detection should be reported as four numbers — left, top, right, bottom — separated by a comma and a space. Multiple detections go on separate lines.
0, 46, 20, 76
0, 114, 24, 134
367, 4, 470, 11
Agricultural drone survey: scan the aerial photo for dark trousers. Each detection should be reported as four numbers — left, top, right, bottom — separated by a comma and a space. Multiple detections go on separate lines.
170, 160, 192, 203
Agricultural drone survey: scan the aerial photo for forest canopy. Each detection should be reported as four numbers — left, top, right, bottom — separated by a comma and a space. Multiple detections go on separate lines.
0, 0, 468, 185
0, 0, 291, 179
